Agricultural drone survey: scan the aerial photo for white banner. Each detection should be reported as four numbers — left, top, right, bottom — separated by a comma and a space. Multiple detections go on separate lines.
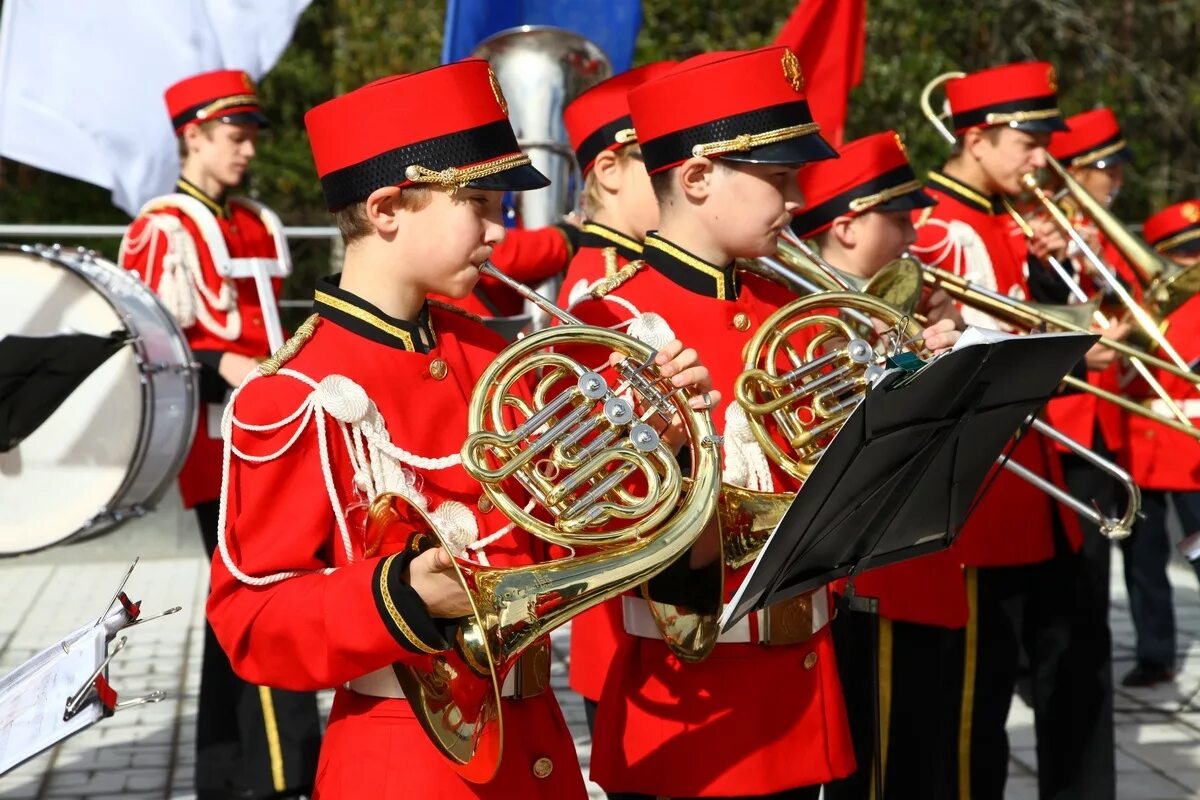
0, 0, 311, 215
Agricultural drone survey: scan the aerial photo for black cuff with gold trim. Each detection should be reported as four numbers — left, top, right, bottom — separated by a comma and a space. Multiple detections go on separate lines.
372, 549, 452, 654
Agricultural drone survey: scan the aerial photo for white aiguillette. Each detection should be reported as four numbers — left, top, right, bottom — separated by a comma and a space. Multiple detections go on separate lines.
0, 559, 179, 776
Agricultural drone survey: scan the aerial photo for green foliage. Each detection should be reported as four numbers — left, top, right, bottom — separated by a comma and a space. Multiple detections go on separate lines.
2, 0, 1197, 288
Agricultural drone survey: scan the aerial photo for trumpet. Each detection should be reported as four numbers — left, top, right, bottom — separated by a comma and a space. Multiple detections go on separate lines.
384, 262, 720, 781
749, 241, 1140, 540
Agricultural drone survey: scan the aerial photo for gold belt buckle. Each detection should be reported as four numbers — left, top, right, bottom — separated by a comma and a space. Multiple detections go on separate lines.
762, 593, 815, 646
510, 638, 551, 699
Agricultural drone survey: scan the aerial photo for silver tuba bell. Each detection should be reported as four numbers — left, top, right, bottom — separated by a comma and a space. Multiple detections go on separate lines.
472, 26, 612, 331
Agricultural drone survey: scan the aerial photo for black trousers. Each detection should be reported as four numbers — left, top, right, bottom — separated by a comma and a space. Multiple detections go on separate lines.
1120, 488, 1200, 668
963, 452, 1115, 800
823, 607, 963, 800
194, 500, 323, 800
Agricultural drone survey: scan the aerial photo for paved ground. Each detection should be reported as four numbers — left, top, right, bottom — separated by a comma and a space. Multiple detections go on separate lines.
1, 490, 1197, 799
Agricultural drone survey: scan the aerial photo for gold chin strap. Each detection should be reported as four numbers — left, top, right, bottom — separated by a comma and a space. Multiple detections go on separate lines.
195, 94, 259, 120
984, 108, 1061, 126
615, 128, 638, 144
848, 180, 924, 213
1155, 227, 1200, 255
690, 122, 821, 159
1071, 139, 1128, 168
404, 152, 531, 190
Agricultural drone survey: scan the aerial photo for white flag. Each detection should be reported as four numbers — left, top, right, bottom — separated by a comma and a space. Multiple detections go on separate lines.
0, 0, 311, 215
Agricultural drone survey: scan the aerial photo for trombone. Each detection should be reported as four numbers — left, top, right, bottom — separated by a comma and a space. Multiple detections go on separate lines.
918, 70, 1200, 429
760, 240, 1140, 539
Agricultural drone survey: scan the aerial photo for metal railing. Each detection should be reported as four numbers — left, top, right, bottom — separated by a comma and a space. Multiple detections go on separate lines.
0, 223, 340, 309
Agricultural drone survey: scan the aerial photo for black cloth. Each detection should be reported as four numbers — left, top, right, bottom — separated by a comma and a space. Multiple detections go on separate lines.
1120, 489, 1200, 667
194, 501, 322, 800
824, 607, 963, 800
0, 332, 125, 451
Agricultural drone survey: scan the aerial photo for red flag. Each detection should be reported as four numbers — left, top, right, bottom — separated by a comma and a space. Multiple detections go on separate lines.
773, 0, 867, 146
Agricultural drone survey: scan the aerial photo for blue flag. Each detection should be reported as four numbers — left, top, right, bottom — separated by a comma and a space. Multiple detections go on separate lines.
442, 0, 642, 73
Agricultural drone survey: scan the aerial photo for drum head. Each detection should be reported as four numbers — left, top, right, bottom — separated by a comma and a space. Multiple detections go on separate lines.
0, 248, 141, 554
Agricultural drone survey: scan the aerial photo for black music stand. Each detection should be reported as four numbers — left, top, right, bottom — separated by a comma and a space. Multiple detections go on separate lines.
721, 329, 1097, 630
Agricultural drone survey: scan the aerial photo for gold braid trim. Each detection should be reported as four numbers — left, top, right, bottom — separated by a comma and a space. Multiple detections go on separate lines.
404, 153, 531, 190
378, 554, 441, 654
589, 260, 645, 298
848, 179, 924, 213
602, 247, 620, 278
691, 122, 821, 159
984, 108, 1061, 126
1071, 139, 1128, 168
259, 314, 319, 376
196, 94, 259, 120
429, 298, 483, 323
1155, 227, 1200, 255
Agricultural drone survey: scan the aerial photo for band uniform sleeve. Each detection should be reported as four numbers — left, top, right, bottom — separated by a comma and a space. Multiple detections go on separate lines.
207, 375, 446, 691
487, 225, 573, 284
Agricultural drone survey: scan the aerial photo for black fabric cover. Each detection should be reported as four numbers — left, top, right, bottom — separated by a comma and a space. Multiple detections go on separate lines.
0, 332, 126, 452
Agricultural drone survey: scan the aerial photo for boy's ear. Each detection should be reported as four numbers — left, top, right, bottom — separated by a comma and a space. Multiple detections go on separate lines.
676, 156, 714, 201
829, 215, 858, 249
591, 149, 622, 193
364, 186, 403, 234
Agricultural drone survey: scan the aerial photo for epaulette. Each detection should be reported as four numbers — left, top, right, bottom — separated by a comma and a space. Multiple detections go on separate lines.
589, 259, 645, 299
428, 298, 484, 323
914, 206, 935, 229
259, 314, 319, 375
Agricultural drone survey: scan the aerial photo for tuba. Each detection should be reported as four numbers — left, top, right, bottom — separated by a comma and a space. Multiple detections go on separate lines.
473, 27, 612, 331
380, 263, 719, 782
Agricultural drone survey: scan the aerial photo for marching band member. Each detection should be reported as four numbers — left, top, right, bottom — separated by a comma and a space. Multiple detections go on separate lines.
118, 69, 321, 800
1119, 199, 1200, 687
910, 62, 1114, 800
571, 47, 957, 799
204, 60, 712, 798
556, 62, 675, 307
556, 60, 676, 734
790, 130, 966, 800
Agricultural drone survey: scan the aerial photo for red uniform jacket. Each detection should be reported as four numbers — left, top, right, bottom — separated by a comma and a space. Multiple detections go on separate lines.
913, 171, 1081, 566
570, 233, 855, 796
556, 222, 644, 309
432, 225, 573, 318
119, 180, 280, 508
558, 223, 644, 703
207, 279, 586, 799
1123, 293, 1200, 490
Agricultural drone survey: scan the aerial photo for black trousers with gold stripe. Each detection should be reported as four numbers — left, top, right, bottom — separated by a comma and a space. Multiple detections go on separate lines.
960, 452, 1115, 800
195, 501, 323, 800
823, 604, 963, 800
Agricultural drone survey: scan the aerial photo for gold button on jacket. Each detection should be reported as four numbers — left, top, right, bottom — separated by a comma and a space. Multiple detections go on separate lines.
429, 358, 448, 380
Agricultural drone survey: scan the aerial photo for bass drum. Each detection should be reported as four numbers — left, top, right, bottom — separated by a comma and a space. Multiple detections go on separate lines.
0, 244, 198, 554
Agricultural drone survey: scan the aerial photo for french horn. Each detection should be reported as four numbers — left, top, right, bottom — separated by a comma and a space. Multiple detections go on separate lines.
380, 263, 720, 782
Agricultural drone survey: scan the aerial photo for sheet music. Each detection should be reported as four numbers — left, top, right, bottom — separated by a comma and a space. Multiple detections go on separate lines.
0, 620, 107, 774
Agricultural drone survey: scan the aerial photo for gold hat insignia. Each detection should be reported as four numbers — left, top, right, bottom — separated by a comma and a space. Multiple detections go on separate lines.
487, 66, 508, 115
1183, 202, 1200, 223
782, 50, 805, 93
1046, 65, 1058, 93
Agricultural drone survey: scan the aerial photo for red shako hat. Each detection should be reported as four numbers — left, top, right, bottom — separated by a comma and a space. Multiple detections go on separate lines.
626, 46, 836, 175
565, 61, 677, 176
304, 59, 549, 210
1049, 107, 1133, 169
791, 130, 935, 238
1143, 200, 1200, 257
944, 61, 1068, 135
165, 69, 268, 134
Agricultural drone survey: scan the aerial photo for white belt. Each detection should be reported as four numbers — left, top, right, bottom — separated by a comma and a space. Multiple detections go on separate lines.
1146, 398, 1200, 419
621, 592, 829, 645
347, 665, 527, 699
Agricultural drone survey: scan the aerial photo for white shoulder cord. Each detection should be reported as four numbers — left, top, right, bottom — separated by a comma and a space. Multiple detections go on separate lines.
911, 218, 1006, 331
119, 212, 241, 340
216, 369, 533, 585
